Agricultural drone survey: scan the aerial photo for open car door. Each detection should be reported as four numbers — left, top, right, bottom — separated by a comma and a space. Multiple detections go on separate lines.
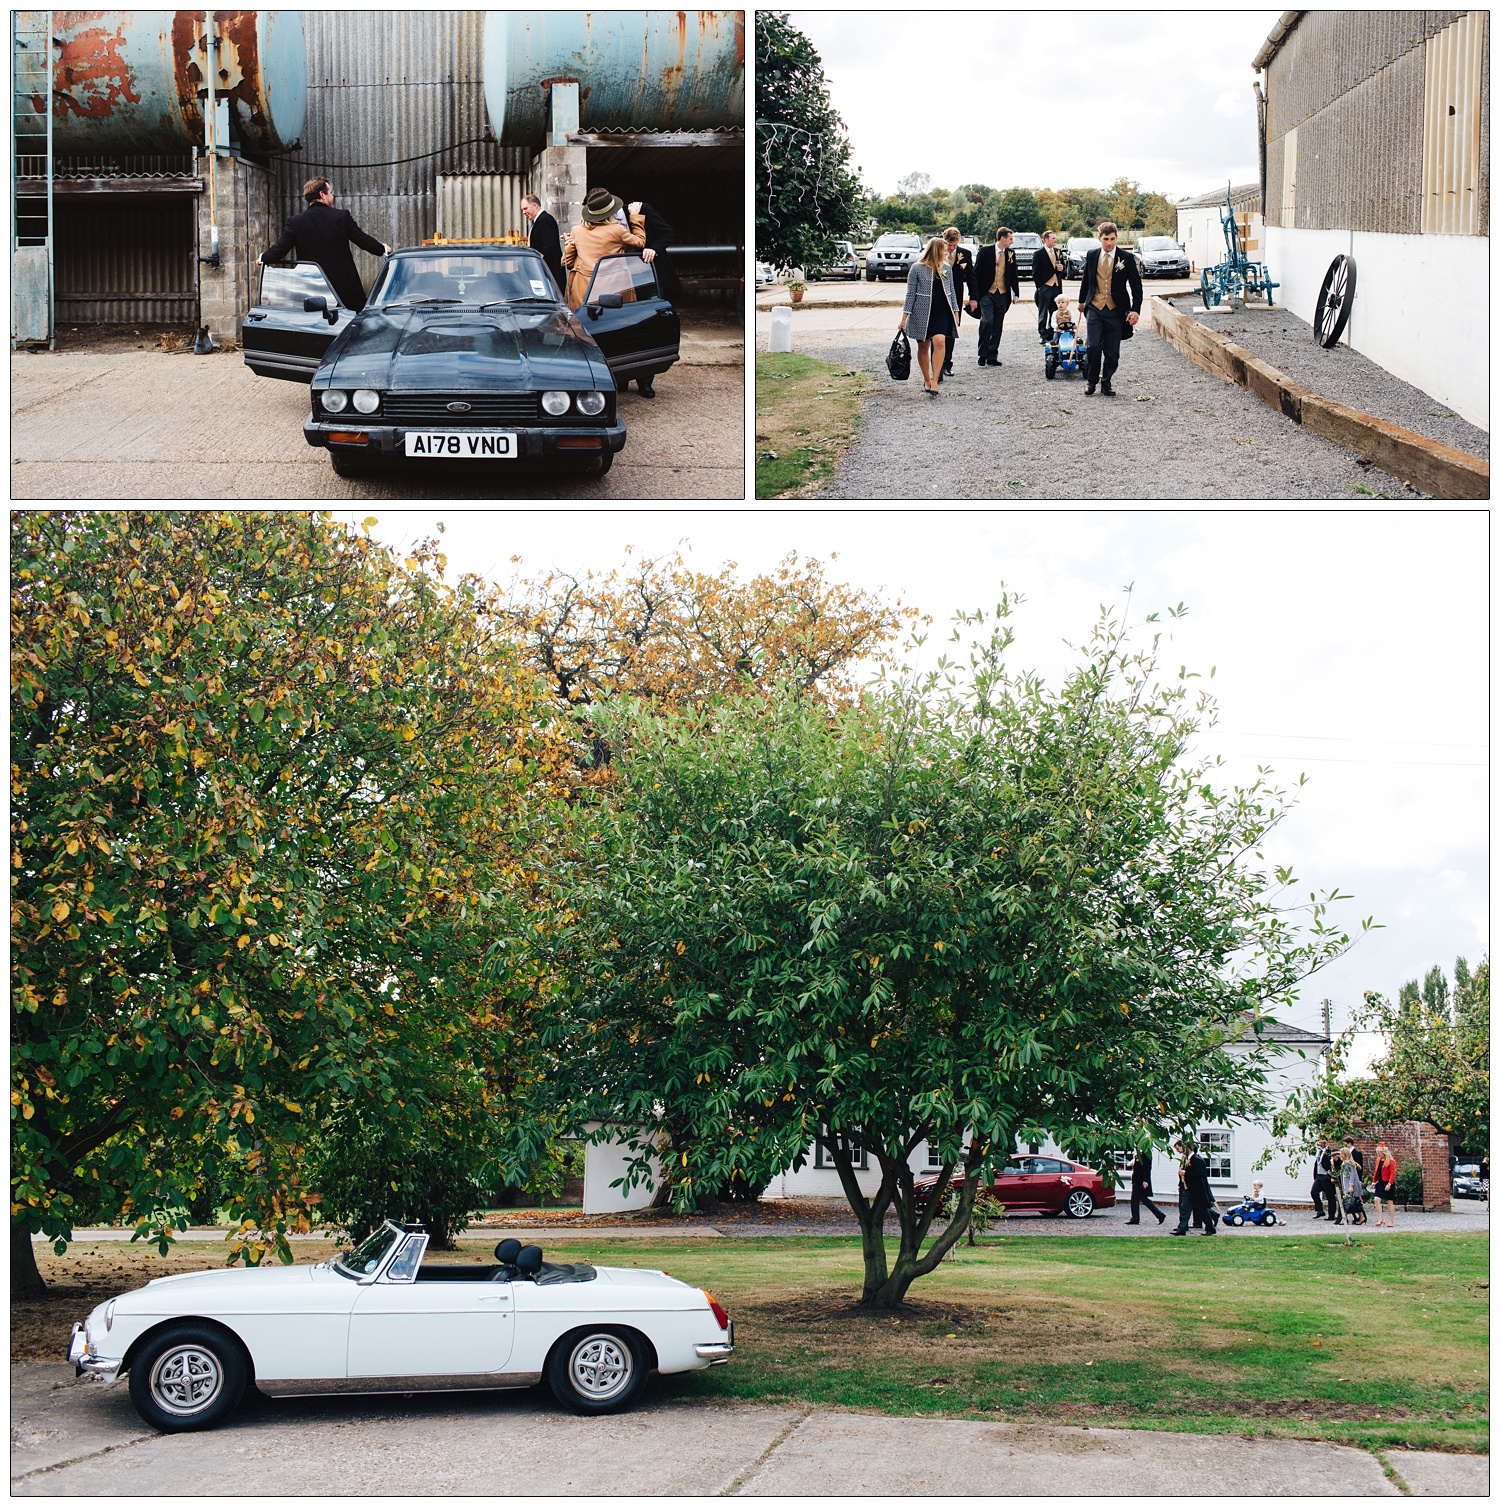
578, 254, 680, 386
242, 261, 356, 383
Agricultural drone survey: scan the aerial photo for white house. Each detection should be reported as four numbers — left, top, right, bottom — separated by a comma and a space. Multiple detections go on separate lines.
583, 1018, 1332, 1212
1253, 10, 1488, 428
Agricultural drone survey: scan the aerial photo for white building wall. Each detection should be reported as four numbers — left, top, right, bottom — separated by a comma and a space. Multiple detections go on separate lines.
1264, 224, 1489, 430
1176, 208, 1265, 274
582, 1130, 662, 1213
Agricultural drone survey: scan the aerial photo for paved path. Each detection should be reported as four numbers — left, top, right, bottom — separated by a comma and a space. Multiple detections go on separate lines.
43, 1205, 1488, 1243
756, 307, 1424, 501
11, 317, 744, 502
11, 1365, 1485, 1496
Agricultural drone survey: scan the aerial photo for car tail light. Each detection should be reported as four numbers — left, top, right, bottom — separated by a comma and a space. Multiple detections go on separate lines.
703, 1290, 730, 1331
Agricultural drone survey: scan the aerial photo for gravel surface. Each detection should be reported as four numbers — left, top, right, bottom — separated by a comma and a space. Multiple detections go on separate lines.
1165, 298, 1489, 459
808, 324, 1425, 501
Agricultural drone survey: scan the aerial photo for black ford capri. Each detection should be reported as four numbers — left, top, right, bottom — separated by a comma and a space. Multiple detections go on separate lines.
241, 245, 679, 478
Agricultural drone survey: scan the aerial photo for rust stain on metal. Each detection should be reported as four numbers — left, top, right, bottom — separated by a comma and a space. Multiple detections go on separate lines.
172, 13, 271, 143
52, 14, 142, 121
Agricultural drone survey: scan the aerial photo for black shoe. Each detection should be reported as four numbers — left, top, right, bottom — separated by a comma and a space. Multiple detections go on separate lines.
1125, 1219, 1140, 1225
637, 378, 655, 398
1085, 384, 1097, 395
942, 364, 954, 377
1156, 1212, 1166, 1224
1169, 1229, 1187, 1236
1101, 383, 1115, 397
978, 358, 988, 367
1312, 1212, 1324, 1219
1201, 1229, 1216, 1236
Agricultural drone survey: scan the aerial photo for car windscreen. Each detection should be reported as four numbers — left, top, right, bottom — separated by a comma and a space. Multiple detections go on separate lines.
372, 254, 558, 308
333, 1224, 401, 1279
1136, 238, 1178, 252
876, 236, 921, 247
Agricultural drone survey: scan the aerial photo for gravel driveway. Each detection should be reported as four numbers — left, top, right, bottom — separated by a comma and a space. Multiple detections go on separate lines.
804, 322, 1425, 501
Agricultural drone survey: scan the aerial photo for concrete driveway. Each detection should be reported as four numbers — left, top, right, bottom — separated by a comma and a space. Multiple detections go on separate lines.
12, 1364, 1485, 1496
10, 315, 744, 502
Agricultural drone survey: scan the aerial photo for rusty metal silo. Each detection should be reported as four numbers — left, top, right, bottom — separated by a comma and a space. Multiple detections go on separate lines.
42, 10, 306, 155
481, 11, 745, 147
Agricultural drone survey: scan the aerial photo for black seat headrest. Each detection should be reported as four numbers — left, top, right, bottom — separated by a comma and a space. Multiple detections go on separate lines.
495, 1238, 522, 1265
515, 1244, 543, 1276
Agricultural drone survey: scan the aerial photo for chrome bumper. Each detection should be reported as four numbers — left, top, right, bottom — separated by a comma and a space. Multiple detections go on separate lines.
69, 1323, 121, 1380
695, 1321, 735, 1363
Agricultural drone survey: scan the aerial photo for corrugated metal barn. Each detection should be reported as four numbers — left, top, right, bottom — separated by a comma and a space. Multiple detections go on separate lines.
1254, 9, 1489, 425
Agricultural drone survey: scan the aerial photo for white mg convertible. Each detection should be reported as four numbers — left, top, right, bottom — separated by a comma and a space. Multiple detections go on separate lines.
68, 1222, 734, 1432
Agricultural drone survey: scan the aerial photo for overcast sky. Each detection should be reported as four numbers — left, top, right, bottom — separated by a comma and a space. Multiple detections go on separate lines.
347, 508, 1488, 1072
788, 9, 1282, 201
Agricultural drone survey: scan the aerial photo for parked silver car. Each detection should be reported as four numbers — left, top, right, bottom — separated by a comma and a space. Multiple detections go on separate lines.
1133, 235, 1191, 278
865, 232, 922, 282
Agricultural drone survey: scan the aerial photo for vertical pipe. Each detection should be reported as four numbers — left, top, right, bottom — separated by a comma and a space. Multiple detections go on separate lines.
46, 10, 56, 348
205, 11, 219, 265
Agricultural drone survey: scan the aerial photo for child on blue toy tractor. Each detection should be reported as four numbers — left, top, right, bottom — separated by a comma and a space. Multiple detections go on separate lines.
1044, 296, 1087, 380
1222, 1179, 1279, 1227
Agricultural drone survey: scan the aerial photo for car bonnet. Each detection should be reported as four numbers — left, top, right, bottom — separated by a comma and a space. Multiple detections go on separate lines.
325, 304, 609, 391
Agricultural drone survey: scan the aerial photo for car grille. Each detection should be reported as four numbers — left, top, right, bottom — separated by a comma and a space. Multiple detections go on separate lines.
383, 394, 540, 424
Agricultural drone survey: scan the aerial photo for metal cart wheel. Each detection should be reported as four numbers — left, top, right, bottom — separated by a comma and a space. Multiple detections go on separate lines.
1314, 255, 1356, 347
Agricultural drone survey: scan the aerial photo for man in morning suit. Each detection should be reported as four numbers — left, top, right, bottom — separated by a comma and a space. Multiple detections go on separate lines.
260, 177, 390, 313
521, 193, 566, 298
968, 226, 1020, 367
941, 226, 974, 378
1032, 229, 1065, 342
1075, 219, 1143, 396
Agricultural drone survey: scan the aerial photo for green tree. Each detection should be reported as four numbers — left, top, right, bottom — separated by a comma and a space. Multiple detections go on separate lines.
756, 13, 865, 270
10, 511, 556, 1296
536, 600, 1357, 1309
1268, 958, 1489, 1163
993, 188, 1046, 234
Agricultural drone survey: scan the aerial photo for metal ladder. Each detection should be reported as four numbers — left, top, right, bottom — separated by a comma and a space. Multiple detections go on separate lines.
12, 10, 55, 348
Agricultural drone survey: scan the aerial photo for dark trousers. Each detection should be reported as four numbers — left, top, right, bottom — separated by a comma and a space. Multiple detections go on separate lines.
943, 307, 961, 373
1189, 1187, 1218, 1232
1130, 1192, 1164, 1223
1311, 1174, 1334, 1216
1083, 303, 1126, 386
1173, 1184, 1195, 1233
978, 291, 1011, 362
1035, 283, 1060, 341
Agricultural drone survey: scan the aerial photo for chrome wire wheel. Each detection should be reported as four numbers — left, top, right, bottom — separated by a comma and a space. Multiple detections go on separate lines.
149, 1344, 224, 1416
567, 1334, 633, 1403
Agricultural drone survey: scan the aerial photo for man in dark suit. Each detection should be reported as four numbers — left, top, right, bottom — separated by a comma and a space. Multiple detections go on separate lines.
1075, 219, 1143, 396
1126, 1148, 1166, 1225
628, 200, 682, 304
968, 226, 1020, 367
1184, 1142, 1219, 1234
1032, 230, 1065, 343
940, 227, 973, 378
260, 177, 390, 313
521, 193, 565, 297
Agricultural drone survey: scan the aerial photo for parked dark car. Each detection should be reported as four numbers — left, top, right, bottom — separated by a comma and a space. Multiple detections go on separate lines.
1452, 1162, 1487, 1199
1065, 236, 1100, 277
865, 232, 922, 282
914, 1155, 1116, 1219
242, 245, 679, 478
1009, 231, 1045, 280
1132, 235, 1191, 278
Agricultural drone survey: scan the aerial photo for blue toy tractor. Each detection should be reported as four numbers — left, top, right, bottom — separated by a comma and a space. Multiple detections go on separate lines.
1044, 327, 1086, 380
1222, 1199, 1279, 1228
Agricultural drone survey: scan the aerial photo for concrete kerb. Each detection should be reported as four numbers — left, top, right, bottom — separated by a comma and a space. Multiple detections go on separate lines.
1147, 296, 1489, 499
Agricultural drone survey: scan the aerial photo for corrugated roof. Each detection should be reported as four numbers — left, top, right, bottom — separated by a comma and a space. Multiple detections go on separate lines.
1176, 183, 1262, 211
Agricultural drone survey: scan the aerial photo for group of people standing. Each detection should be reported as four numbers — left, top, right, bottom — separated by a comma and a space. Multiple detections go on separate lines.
1311, 1137, 1401, 1227
897, 219, 1145, 397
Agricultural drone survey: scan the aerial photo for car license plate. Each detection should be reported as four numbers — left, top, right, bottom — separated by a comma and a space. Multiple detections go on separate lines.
404, 431, 516, 459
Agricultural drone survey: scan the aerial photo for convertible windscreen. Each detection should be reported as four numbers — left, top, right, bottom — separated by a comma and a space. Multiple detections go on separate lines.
373, 255, 559, 308
333, 1224, 401, 1279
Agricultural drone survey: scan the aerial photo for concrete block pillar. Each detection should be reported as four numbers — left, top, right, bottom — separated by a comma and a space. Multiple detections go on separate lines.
196, 154, 273, 346
539, 82, 587, 234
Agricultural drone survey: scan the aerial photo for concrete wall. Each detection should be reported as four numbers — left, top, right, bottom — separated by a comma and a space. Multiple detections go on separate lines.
1264, 223, 1489, 428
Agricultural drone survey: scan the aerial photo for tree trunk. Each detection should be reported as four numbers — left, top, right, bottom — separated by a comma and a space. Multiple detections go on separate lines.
12, 1220, 46, 1300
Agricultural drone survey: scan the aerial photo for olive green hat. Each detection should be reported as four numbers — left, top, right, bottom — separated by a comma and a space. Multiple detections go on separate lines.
580, 188, 623, 225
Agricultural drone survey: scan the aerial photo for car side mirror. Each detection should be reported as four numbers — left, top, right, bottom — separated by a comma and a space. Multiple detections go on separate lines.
595, 292, 624, 310
304, 295, 339, 324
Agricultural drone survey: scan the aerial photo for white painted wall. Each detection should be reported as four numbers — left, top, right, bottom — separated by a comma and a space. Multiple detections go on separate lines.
1176, 208, 1265, 274
1264, 224, 1489, 430
582, 1129, 663, 1213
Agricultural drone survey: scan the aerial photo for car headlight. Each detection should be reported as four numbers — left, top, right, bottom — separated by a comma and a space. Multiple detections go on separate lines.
321, 389, 348, 413
541, 390, 570, 416
575, 391, 606, 416
352, 389, 380, 414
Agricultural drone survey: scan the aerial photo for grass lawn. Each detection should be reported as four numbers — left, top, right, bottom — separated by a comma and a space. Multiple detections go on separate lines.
19, 1231, 1486, 1455
755, 352, 867, 498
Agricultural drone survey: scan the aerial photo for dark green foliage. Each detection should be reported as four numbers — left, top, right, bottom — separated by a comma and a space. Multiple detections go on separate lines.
1393, 1160, 1425, 1207
756, 14, 864, 270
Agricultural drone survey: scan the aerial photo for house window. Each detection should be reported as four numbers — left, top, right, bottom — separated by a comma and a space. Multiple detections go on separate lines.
927, 1142, 943, 1169
815, 1127, 868, 1171
1108, 1149, 1134, 1178
1198, 1130, 1232, 1181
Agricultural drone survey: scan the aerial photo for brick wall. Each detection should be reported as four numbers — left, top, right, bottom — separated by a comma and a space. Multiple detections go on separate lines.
1349, 1121, 1451, 1210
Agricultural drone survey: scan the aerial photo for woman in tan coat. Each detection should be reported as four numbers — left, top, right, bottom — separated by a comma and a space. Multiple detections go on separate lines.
561, 188, 645, 310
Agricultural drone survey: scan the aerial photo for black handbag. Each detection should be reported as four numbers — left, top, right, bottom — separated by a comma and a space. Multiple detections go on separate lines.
886, 329, 911, 381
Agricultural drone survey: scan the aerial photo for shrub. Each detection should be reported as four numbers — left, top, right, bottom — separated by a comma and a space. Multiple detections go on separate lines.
1394, 1159, 1425, 1207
